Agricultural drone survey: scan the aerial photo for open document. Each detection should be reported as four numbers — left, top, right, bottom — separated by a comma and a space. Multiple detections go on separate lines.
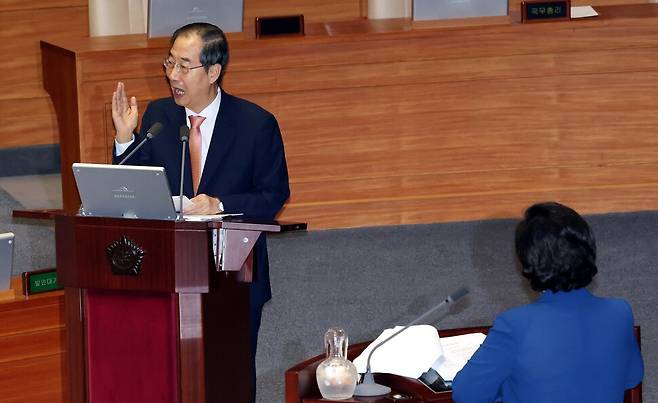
353, 326, 486, 381
430, 332, 486, 381
172, 196, 243, 221
172, 195, 193, 212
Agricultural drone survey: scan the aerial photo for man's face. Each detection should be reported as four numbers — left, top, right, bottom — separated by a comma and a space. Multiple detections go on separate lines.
165, 33, 220, 113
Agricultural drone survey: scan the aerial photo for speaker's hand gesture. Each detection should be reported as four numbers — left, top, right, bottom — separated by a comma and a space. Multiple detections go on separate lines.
112, 82, 139, 143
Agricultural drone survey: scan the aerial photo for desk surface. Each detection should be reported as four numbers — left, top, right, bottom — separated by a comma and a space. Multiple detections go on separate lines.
286, 326, 642, 403
286, 327, 488, 403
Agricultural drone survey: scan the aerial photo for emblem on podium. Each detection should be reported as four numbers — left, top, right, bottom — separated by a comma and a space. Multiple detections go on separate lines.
106, 236, 145, 276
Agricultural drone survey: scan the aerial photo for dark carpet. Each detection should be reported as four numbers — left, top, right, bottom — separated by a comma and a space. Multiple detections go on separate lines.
261, 211, 657, 402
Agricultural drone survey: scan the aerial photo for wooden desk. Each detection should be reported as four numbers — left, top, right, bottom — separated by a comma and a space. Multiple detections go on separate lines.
0, 277, 65, 402
41, 4, 658, 229
285, 326, 642, 403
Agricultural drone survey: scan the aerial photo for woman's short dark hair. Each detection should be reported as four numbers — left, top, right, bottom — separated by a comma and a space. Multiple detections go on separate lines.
515, 202, 597, 292
171, 22, 229, 85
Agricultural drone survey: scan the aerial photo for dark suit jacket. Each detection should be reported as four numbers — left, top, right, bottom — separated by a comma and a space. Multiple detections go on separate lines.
452, 288, 644, 403
113, 90, 290, 307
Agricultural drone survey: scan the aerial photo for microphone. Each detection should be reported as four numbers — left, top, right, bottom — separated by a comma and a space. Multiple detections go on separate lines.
117, 122, 163, 165
177, 125, 189, 221
353, 287, 469, 397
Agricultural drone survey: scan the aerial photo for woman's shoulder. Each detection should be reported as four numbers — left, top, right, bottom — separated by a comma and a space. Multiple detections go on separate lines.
496, 291, 634, 328
593, 294, 634, 318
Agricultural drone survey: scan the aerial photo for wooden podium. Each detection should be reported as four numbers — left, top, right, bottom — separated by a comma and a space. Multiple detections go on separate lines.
55, 215, 289, 403
286, 326, 643, 403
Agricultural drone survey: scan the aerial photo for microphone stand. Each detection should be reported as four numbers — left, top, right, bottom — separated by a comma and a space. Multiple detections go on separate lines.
177, 126, 190, 221
117, 135, 148, 165
353, 287, 469, 397
117, 122, 163, 165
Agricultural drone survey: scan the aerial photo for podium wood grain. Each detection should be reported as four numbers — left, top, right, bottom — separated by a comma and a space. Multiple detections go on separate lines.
54, 215, 269, 403
0, 277, 65, 402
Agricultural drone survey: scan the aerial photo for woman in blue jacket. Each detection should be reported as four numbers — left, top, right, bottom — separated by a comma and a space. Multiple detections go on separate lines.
452, 202, 644, 403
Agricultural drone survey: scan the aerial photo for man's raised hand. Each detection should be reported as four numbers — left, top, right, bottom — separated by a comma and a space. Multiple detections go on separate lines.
111, 82, 139, 143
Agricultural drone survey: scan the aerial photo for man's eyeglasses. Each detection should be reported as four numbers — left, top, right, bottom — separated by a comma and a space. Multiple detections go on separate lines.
163, 58, 205, 74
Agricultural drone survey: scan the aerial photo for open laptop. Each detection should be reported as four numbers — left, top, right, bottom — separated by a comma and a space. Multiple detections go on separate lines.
0, 232, 14, 291
72, 163, 177, 220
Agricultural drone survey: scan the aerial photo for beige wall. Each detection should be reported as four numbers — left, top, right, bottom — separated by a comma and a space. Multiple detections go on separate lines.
368, 0, 412, 19
89, 0, 147, 36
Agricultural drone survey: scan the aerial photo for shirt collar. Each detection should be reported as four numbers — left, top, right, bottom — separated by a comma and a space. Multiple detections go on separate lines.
185, 89, 221, 121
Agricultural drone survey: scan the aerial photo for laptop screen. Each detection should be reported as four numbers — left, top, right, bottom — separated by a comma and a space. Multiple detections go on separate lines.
0, 232, 14, 290
73, 163, 177, 220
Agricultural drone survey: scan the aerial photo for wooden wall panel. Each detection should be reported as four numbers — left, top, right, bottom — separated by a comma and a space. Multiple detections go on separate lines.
0, 0, 653, 149
0, 0, 85, 11
0, 97, 59, 148
0, 1, 88, 149
0, 355, 65, 403
224, 11, 658, 227
0, 284, 65, 403
280, 185, 658, 228
41, 4, 658, 228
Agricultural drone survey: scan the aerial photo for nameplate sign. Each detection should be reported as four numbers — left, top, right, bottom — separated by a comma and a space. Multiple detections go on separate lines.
522, 0, 571, 23
22, 269, 62, 295
255, 15, 304, 38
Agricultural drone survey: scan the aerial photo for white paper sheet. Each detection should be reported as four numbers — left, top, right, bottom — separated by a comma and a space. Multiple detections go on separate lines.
571, 6, 598, 19
172, 195, 192, 212
353, 325, 443, 379
183, 213, 244, 222
173, 196, 243, 220
431, 332, 486, 381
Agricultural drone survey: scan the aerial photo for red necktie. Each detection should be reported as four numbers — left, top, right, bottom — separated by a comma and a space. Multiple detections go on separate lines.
188, 115, 206, 195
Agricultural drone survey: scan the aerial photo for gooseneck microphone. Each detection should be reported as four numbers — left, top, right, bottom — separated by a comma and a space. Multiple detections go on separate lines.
353, 287, 470, 397
117, 122, 163, 165
177, 125, 190, 221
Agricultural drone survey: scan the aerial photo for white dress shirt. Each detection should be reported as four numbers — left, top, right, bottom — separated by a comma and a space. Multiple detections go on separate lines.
115, 90, 222, 178
114, 91, 223, 211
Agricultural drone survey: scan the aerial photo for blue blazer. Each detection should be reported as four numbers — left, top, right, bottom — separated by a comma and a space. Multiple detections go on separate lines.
113, 91, 290, 308
452, 288, 644, 403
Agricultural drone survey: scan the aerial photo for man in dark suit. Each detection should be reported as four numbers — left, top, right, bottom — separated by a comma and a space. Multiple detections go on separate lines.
111, 22, 289, 402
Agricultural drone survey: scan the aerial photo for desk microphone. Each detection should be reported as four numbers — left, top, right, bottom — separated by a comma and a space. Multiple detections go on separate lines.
177, 125, 189, 220
117, 122, 163, 165
353, 286, 469, 397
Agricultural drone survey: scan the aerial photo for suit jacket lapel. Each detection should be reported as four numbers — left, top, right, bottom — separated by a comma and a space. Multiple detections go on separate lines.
198, 91, 240, 194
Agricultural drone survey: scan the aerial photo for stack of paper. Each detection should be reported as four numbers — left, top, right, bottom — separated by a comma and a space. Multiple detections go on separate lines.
353, 326, 487, 381
353, 325, 443, 378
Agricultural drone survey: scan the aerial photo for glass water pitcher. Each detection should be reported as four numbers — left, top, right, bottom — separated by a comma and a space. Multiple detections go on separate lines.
316, 327, 358, 400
